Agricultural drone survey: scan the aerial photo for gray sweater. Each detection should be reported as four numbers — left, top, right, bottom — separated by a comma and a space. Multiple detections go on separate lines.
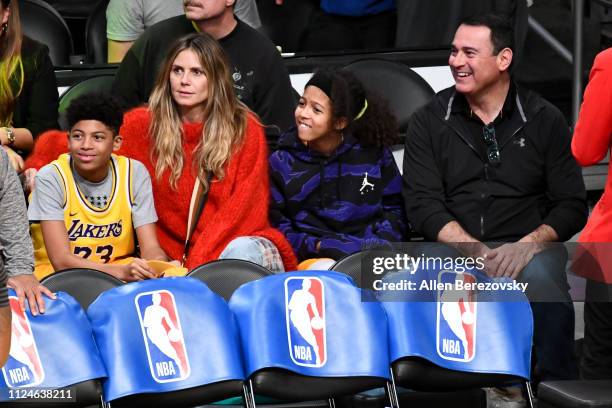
0, 148, 34, 308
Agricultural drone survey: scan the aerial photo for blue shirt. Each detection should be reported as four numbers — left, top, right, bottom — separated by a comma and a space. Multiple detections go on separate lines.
320, 0, 395, 17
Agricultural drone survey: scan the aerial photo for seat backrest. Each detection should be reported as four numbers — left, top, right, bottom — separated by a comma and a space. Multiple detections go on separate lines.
0, 290, 106, 404
229, 271, 390, 400
330, 250, 403, 289
40, 268, 123, 309
58, 75, 115, 129
20, 0, 73, 66
381, 267, 533, 390
342, 59, 435, 134
187, 259, 273, 301
85, 0, 109, 64
87, 277, 245, 405
45, 0, 101, 19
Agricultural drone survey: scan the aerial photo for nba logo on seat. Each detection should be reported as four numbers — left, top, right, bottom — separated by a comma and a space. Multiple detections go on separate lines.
285, 277, 327, 367
135, 290, 190, 383
436, 271, 477, 362
2, 296, 45, 387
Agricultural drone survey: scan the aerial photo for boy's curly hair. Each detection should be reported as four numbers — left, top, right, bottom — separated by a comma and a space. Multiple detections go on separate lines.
66, 93, 124, 134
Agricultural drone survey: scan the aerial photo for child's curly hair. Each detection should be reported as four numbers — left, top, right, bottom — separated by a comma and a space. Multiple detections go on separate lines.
66, 92, 124, 134
309, 68, 399, 147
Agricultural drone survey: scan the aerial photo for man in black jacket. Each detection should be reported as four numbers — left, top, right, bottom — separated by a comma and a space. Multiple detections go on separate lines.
403, 13, 587, 381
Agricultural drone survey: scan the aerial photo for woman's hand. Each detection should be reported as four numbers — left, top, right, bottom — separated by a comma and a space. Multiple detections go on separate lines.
2, 146, 24, 173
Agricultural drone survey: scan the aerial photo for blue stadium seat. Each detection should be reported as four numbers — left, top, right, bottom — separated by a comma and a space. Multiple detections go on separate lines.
0, 290, 106, 407
381, 267, 534, 406
87, 277, 246, 407
229, 270, 398, 407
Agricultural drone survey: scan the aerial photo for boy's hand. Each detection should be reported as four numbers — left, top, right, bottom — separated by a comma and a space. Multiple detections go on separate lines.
7, 274, 56, 316
122, 258, 157, 281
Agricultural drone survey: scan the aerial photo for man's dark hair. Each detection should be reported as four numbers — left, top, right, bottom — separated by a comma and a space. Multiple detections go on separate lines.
460, 13, 514, 54
66, 93, 124, 134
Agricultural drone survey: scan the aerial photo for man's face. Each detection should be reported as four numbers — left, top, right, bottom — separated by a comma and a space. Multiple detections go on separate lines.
449, 24, 509, 97
183, 0, 232, 22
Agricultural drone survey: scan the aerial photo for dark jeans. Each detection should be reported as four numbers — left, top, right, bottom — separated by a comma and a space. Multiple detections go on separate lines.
581, 280, 612, 379
516, 246, 578, 381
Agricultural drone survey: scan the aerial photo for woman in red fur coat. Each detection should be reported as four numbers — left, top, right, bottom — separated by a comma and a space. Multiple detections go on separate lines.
121, 33, 296, 271
26, 33, 297, 272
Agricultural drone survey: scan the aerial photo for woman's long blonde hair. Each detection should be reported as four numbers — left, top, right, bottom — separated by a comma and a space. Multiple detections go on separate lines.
148, 32, 248, 191
0, 0, 24, 127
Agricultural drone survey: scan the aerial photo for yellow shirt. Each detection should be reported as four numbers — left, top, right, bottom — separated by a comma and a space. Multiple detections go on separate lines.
32, 154, 136, 280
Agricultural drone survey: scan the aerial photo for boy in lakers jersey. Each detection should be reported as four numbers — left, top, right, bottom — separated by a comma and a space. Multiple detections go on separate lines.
28, 93, 169, 281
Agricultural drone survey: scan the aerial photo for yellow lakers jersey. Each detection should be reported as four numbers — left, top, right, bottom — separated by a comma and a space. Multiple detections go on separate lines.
32, 153, 136, 280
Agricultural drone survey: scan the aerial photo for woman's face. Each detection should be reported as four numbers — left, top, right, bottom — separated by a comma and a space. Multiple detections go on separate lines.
169, 48, 209, 121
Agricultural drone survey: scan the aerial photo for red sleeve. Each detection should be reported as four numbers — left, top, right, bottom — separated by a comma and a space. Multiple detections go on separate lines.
188, 113, 297, 270
24, 130, 68, 170
572, 49, 612, 166
117, 107, 151, 161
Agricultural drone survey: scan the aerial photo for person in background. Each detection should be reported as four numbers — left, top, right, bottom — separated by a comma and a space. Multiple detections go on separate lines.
27, 93, 170, 282
106, 0, 262, 63
274, 0, 396, 52
118, 33, 297, 271
0, 0, 59, 172
570, 47, 612, 380
112, 0, 294, 150
270, 69, 406, 269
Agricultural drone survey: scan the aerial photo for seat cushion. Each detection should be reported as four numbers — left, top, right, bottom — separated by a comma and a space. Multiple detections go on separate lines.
393, 358, 521, 391
252, 369, 387, 400
538, 380, 612, 408
111, 380, 244, 408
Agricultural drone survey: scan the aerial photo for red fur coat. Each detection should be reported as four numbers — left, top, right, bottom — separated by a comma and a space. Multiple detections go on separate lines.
26, 108, 298, 270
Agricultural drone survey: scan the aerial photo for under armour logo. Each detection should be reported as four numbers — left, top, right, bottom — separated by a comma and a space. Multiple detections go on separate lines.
360, 172, 374, 195
514, 137, 526, 148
